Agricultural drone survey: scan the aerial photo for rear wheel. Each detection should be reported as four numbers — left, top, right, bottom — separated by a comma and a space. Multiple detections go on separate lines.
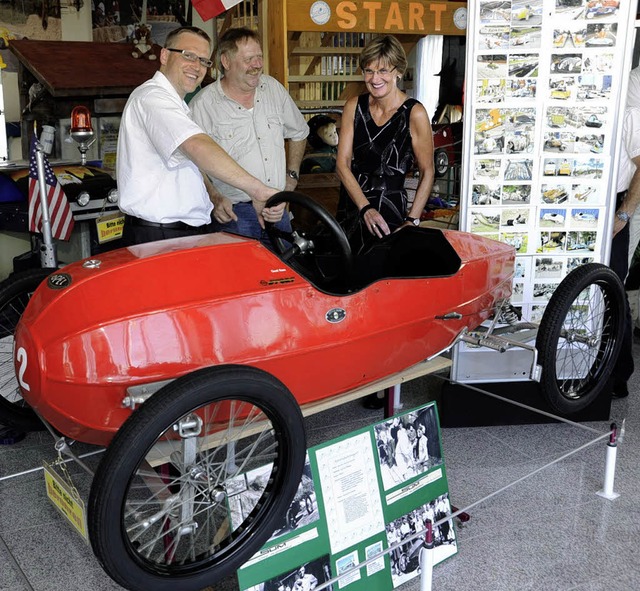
0, 268, 53, 431
536, 263, 624, 415
89, 365, 305, 591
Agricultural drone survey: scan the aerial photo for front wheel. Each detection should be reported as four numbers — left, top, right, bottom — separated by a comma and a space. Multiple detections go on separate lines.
89, 365, 306, 591
0, 268, 53, 431
536, 263, 624, 415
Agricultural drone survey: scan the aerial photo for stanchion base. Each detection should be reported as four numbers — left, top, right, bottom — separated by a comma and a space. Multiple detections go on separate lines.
596, 490, 620, 500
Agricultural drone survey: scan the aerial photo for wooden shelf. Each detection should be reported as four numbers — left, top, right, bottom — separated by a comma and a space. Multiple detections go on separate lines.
290, 47, 362, 56
289, 75, 362, 83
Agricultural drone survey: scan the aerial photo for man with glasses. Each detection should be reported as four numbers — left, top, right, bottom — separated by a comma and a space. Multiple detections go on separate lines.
117, 26, 278, 245
190, 27, 309, 246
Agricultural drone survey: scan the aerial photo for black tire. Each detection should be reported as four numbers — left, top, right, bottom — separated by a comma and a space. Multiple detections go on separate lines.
434, 149, 449, 177
89, 365, 306, 591
398, 552, 408, 573
305, 495, 313, 514
536, 263, 624, 415
0, 268, 53, 431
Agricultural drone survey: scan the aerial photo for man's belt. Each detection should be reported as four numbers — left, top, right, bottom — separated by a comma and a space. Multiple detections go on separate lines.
127, 215, 194, 230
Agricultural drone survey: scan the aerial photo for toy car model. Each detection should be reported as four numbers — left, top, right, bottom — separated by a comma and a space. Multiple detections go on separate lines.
0, 192, 625, 591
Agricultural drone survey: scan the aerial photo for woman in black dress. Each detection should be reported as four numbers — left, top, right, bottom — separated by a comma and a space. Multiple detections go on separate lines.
336, 35, 435, 254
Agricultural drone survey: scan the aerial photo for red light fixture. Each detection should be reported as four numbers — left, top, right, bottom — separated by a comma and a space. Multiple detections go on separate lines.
70, 105, 95, 165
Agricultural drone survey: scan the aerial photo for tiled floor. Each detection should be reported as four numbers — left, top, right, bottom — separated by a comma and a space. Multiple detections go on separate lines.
1, 340, 638, 591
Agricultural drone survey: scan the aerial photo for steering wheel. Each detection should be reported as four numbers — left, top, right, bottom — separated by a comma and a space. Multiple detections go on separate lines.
264, 191, 354, 287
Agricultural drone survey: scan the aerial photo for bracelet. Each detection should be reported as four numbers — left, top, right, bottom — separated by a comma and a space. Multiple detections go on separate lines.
359, 204, 375, 220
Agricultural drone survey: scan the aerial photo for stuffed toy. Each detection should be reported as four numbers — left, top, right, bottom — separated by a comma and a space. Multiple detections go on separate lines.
301, 115, 339, 174
131, 24, 156, 60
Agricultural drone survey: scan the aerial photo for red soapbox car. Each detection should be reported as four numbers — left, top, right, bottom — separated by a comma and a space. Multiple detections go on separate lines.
0, 192, 624, 591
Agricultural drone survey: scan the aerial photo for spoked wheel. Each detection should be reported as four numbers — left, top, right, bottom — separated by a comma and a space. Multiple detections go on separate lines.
434, 149, 450, 177
265, 191, 353, 287
536, 263, 625, 415
0, 268, 53, 431
89, 365, 306, 591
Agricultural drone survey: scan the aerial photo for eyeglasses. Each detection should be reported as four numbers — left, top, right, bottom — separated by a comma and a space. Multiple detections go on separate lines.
363, 66, 397, 78
166, 48, 213, 68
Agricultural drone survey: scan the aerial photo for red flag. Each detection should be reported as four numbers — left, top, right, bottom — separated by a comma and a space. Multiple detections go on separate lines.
28, 134, 75, 241
192, 0, 243, 21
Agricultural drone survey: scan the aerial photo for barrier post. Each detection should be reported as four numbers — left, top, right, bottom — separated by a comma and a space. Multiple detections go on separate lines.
419, 520, 434, 591
596, 423, 620, 500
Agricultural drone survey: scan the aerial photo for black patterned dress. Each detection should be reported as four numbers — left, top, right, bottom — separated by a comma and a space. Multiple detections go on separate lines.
337, 93, 419, 252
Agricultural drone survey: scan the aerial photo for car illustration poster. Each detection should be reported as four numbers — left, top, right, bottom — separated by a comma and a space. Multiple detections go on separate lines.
461, 0, 634, 323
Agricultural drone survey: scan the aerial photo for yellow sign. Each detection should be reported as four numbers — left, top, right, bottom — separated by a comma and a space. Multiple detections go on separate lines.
96, 212, 125, 244
43, 463, 89, 543
289, 1, 467, 35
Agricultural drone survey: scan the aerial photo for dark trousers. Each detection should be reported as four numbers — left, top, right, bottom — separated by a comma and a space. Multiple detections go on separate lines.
610, 193, 635, 384
122, 218, 211, 246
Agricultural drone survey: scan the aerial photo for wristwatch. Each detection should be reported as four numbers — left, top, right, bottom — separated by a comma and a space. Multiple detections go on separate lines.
404, 216, 420, 226
617, 211, 630, 223
287, 169, 299, 181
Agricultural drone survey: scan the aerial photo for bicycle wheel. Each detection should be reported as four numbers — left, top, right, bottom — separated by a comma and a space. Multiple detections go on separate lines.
89, 364, 305, 591
536, 263, 624, 415
0, 268, 53, 430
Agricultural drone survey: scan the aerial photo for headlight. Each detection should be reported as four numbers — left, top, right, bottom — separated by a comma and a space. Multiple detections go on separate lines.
76, 191, 90, 207
107, 188, 119, 204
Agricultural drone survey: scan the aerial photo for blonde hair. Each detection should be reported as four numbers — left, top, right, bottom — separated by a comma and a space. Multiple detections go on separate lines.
359, 35, 407, 76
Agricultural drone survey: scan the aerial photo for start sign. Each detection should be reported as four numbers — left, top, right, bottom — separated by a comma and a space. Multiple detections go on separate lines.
289, 0, 467, 35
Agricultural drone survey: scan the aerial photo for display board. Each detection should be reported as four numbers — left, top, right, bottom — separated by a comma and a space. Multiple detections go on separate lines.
454, 0, 637, 382
236, 402, 457, 591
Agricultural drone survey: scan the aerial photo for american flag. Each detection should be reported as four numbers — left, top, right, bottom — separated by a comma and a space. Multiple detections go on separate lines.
192, 0, 243, 21
28, 133, 74, 241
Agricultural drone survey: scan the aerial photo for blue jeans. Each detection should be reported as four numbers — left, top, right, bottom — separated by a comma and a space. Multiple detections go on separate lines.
210, 202, 291, 249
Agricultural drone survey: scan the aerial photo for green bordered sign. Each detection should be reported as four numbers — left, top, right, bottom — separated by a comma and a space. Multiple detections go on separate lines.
237, 401, 457, 591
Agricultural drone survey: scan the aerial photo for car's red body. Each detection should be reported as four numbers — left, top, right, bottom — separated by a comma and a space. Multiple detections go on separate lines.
14, 228, 514, 446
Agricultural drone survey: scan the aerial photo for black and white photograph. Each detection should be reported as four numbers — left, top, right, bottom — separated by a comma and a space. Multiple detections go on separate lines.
243, 557, 331, 591
533, 282, 559, 302
374, 406, 443, 490
385, 494, 457, 588
269, 455, 320, 540
534, 257, 564, 279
